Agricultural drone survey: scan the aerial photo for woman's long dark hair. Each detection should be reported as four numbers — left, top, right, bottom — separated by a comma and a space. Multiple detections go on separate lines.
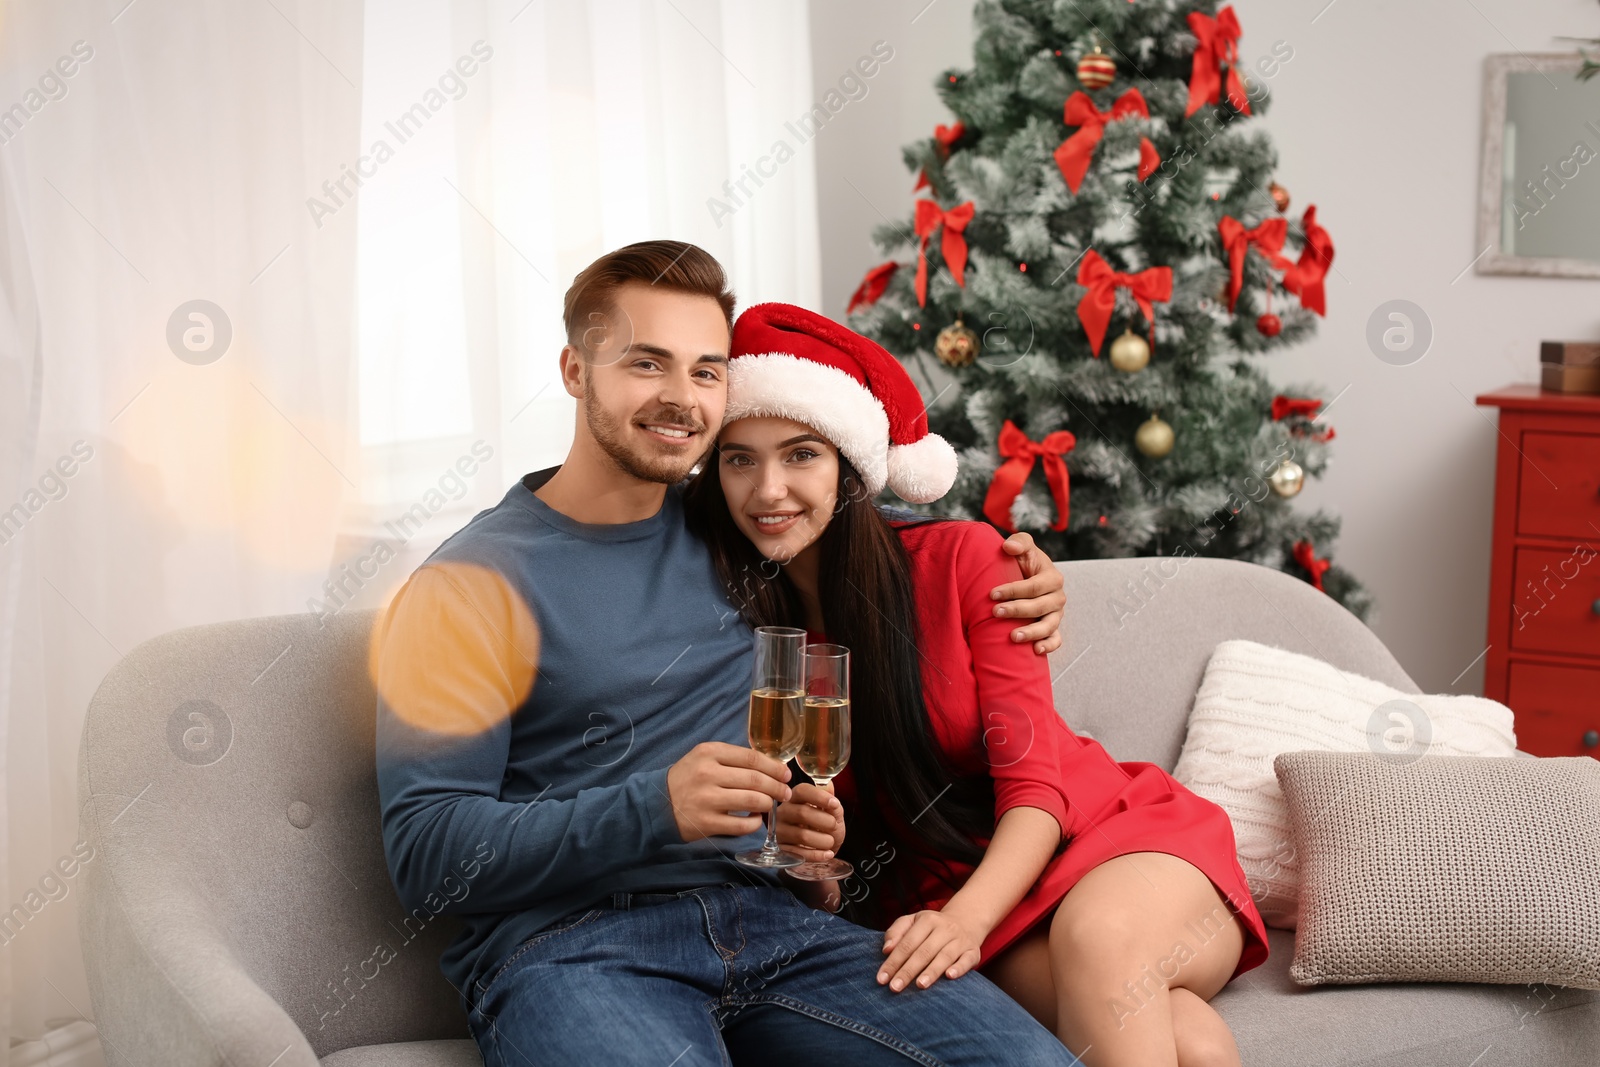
683, 450, 996, 926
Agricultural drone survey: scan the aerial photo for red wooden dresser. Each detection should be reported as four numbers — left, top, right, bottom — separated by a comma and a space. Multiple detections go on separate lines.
1475, 385, 1600, 758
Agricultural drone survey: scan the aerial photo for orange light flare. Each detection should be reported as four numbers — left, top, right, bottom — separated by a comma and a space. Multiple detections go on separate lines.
368, 560, 540, 738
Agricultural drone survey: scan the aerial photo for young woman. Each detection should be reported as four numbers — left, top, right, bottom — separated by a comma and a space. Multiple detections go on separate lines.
683, 303, 1269, 1067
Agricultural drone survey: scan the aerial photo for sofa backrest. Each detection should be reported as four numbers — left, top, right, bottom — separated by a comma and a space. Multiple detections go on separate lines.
77, 555, 1415, 1055
1047, 556, 1418, 770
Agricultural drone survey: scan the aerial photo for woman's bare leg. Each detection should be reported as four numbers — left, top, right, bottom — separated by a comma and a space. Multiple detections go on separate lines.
982, 921, 1057, 1029
1168, 988, 1242, 1067
980, 851, 1247, 1067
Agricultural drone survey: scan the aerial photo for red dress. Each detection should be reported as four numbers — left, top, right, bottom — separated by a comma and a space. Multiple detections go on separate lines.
828, 518, 1270, 982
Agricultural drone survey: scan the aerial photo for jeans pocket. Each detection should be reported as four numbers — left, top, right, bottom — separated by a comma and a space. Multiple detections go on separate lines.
480, 907, 606, 999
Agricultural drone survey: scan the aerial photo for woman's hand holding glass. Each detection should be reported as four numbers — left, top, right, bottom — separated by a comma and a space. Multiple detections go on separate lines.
776, 780, 845, 861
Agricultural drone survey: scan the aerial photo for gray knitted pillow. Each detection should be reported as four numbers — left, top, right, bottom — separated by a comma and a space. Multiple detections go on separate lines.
1274, 750, 1600, 989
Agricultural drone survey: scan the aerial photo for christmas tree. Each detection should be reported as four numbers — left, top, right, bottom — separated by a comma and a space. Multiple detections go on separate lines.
846, 0, 1372, 622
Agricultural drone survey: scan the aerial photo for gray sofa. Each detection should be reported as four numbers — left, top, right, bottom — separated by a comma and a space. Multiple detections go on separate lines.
76, 556, 1599, 1066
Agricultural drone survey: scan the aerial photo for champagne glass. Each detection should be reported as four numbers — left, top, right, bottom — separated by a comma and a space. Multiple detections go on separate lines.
785, 643, 854, 881
735, 626, 806, 869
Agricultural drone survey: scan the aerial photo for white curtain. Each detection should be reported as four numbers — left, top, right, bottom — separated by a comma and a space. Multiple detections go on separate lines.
0, 0, 818, 1060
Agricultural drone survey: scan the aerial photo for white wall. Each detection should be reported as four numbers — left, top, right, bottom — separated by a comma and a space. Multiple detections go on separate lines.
808, 0, 1600, 695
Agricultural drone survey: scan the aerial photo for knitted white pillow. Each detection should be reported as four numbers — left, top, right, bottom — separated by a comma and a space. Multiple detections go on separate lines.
1172, 639, 1517, 929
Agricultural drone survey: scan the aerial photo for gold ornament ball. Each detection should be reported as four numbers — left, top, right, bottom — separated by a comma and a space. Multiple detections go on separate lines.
1268, 458, 1304, 497
1134, 414, 1174, 458
1269, 181, 1290, 213
934, 320, 980, 368
1076, 47, 1116, 90
1108, 329, 1150, 373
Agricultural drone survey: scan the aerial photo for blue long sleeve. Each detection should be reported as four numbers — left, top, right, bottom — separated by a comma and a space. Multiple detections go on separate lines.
370, 476, 776, 1000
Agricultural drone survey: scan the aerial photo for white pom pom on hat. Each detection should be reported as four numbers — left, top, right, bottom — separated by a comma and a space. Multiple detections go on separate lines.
723, 302, 959, 503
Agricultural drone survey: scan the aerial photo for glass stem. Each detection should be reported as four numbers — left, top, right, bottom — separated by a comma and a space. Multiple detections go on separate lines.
764, 796, 782, 854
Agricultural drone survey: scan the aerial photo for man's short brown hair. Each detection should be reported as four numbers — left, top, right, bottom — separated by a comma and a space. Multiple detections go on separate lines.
562, 240, 736, 352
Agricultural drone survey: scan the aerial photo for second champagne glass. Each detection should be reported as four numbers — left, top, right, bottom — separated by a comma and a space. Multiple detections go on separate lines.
785, 643, 854, 882
735, 626, 806, 869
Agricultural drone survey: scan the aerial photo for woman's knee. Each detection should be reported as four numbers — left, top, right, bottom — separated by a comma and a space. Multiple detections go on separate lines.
1048, 889, 1157, 968
1052, 855, 1244, 996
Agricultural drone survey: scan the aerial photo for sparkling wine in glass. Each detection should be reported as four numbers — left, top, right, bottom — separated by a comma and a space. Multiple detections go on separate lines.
735, 626, 805, 869
786, 643, 854, 882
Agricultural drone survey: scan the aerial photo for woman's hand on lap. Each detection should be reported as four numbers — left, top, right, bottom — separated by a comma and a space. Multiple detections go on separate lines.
877, 909, 984, 993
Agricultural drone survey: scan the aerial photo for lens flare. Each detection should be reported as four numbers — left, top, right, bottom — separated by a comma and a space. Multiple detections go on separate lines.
368, 560, 539, 736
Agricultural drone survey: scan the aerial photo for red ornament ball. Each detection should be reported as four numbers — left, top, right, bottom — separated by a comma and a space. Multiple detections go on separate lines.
948, 75, 958, 83
913, 323, 922, 330
1019, 262, 1027, 272
1076, 48, 1116, 90
1256, 313, 1282, 337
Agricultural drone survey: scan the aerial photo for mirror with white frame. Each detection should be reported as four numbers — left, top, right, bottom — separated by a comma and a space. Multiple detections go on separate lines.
1477, 53, 1600, 278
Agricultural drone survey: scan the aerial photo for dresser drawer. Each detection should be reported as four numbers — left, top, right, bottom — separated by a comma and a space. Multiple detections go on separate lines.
1507, 661, 1600, 758
1518, 431, 1600, 539
1509, 545, 1600, 656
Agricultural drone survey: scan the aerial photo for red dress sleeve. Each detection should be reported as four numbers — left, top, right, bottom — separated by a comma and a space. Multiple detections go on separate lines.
948, 523, 1073, 842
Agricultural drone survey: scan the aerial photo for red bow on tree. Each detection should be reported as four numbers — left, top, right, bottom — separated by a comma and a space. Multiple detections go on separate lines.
1075, 249, 1173, 356
1053, 89, 1161, 194
847, 261, 899, 314
1270, 395, 1322, 421
1293, 540, 1330, 592
983, 420, 1076, 532
1218, 216, 1291, 313
913, 199, 975, 307
914, 122, 968, 190
1281, 205, 1334, 316
1185, 6, 1250, 117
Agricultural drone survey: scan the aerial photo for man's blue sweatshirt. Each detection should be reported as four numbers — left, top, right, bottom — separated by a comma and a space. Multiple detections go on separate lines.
374, 469, 781, 1006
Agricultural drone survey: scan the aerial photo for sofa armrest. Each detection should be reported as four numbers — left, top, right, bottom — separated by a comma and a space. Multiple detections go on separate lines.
78, 792, 319, 1067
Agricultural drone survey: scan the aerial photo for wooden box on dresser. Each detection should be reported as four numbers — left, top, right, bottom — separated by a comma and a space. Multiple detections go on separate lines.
1476, 385, 1600, 759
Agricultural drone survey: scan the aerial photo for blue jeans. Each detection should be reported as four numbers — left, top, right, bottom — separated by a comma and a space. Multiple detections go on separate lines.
465, 882, 1079, 1067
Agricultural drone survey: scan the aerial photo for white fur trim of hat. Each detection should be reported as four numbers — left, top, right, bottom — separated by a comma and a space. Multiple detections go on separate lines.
723, 302, 959, 503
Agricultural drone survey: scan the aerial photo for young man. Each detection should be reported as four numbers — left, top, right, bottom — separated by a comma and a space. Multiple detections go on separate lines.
374, 241, 1079, 1066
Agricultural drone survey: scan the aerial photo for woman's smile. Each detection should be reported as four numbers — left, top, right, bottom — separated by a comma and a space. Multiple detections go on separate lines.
749, 511, 805, 536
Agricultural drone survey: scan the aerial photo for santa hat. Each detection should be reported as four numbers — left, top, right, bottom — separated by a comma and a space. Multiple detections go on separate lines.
724, 302, 958, 503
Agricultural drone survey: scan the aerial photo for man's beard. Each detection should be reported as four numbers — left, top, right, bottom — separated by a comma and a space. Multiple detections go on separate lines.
584, 394, 710, 485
